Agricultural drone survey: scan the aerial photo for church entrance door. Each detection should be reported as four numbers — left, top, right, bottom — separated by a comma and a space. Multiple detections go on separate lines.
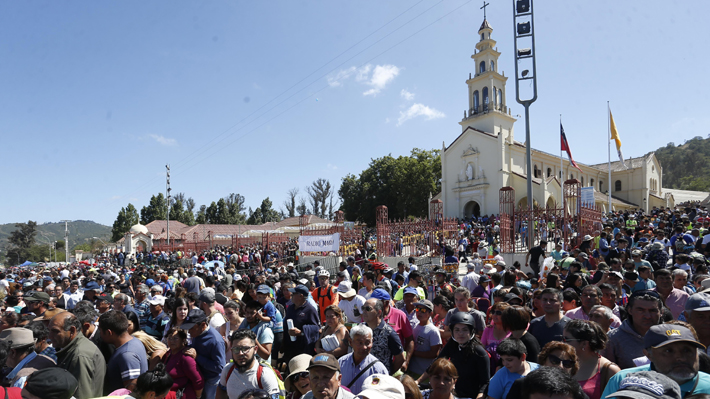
464, 201, 481, 218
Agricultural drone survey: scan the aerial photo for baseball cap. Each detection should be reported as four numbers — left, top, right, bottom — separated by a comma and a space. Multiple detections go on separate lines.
415, 300, 434, 312
504, 293, 523, 304
148, 295, 166, 306
84, 281, 100, 291
624, 271, 640, 282
145, 278, 156, 286
356, 374, 405, 399
288, 285, 310, 296
199, 291, 215, 303
643, 324, 705, 350
256, 285, 271, 294
467, 263, 476, 270
370, 288, 391, 301
180, 309, 208, 330
479, 274, 491, 283
24, 367, 79, 399
686, 292, 710, 312
308, 353, 340, 372
607, 370, 681, 399
403, 287, 418, 296
24, 291, 50, 303
0, 327, 36, 348
95, 292, 114, 304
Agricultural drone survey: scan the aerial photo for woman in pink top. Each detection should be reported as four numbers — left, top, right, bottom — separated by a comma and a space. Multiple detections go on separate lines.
480, 302, 511, 374
164, 327, 204, 399
563, 319, 619, 399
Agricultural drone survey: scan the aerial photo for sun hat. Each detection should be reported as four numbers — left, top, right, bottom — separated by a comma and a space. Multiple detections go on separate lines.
285, 354, 312, 392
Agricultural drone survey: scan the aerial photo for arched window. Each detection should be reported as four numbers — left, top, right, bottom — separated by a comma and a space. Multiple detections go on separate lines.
479, 61, 485, 74
534, 165, 539, 178
547, 168, 552, 177
650, 178, 653, 191
599, 181, 604, 191
490, 61, 495, 72
483, 87, 489, 104
615, 180, 622, 192
473, 91, 479, 111
581, 177, 585, 186
481, 33, 485, 41
590, 178, 595, 188
493, 86, 498, 105
498, 89, 503, 105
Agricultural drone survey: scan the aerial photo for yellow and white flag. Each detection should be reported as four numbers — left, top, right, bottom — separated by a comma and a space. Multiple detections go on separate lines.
609, 109, 627, 169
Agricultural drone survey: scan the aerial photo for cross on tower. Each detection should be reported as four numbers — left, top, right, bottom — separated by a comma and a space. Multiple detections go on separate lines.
481, 1, 490, 19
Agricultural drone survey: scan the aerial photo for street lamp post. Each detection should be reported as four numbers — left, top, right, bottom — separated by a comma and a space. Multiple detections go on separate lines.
513, 0, 538, 250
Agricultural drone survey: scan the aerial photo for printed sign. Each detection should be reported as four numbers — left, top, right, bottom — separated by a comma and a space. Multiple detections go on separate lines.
298, 233, 340, 252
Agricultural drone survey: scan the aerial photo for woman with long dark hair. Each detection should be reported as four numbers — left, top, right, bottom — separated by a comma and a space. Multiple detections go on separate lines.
416, 312, 490, 398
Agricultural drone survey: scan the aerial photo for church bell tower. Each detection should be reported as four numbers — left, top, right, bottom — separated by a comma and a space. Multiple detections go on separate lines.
460, 16, 516, 136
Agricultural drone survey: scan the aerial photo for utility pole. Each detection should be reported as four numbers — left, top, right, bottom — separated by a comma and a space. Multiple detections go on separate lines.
512, 0, 538, 250
166, 164, 171, 248
60, 220, 71, 263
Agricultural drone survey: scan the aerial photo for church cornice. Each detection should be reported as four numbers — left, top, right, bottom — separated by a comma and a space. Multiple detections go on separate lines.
466, 70, 508, 85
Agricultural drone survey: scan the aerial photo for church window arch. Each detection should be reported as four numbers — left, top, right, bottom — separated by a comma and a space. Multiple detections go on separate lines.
481, 33, 485, 41
615, 180, 622, 192
490, 61, 495, 72
547, 168, 552, 177
650, 178, 653, 191
599, 181, 604, 192
483, 87, 489, 104
498, 89, 503, 106
473, 91, 479, 111
493, 86, 498, 105
533, 165, 539, 178
590, 178, 595, 188
479, 61, 485, 74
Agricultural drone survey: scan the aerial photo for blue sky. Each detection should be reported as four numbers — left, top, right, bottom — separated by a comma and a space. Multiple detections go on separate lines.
2, 0, 706, 226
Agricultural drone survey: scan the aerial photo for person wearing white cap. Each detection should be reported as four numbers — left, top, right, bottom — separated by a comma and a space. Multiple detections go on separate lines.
355, 374, 405, 399
336, 281, 366, 324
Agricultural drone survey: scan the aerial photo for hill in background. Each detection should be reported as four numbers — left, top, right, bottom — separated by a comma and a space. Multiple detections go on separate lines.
0, 220, 111, 252
655, 136, 710, 192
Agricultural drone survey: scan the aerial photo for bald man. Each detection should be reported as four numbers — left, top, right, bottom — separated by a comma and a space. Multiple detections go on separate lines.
48, 312, 106, 399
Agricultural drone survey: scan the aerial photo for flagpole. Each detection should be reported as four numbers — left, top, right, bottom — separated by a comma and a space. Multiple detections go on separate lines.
560, 114, 565, 251
608, 101, 612, 213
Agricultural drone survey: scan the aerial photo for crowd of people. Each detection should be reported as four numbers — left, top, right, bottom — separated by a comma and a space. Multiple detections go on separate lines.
0, 205, 709, 399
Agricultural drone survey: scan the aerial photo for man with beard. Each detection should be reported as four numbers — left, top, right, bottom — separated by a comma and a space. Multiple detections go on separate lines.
217, 329, 280, 399
601, 323, 710, 397
238, 301, 274, 363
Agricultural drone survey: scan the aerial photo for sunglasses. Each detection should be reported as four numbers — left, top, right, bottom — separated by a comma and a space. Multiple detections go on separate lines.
415, 307, 430, 313
293, 371, 309, 382
362, 305, 374, 312
547, 354, 575, 368
240, 389, 270, 399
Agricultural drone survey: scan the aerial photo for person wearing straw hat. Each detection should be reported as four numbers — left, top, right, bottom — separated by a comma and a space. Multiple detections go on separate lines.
285, 354, 312, 399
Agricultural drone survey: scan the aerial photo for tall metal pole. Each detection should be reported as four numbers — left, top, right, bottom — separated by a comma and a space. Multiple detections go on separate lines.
513, 0, 538, 250
166, 164, 171, 248
60, 220, 70, 263
607, 101, 612, 213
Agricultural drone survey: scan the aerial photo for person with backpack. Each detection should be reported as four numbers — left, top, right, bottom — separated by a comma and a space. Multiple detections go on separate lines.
217, 329, 283, 399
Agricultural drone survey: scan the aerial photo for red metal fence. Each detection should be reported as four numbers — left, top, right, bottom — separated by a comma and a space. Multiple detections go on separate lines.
499, 179, 602, 253
375, 200, 458, 259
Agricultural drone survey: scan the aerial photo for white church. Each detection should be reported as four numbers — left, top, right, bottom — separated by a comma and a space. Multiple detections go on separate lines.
437, 17, 674, 219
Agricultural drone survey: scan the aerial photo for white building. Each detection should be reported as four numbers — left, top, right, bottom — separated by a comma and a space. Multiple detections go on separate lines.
439, 17, 671, 218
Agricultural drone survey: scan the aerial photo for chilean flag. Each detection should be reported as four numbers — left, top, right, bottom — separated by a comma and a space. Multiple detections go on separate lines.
561, 123, 583, 173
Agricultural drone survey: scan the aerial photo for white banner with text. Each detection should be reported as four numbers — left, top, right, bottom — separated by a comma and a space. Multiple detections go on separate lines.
298, 233, 340, 252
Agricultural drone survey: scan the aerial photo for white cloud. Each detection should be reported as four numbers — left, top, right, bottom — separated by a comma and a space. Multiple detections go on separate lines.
363, 65, 400, 96
355, 65, 371, 82
401, 89, 415, 101
397, 103, 445, 126
149, 134, 177, 146
327, 66, 357, 87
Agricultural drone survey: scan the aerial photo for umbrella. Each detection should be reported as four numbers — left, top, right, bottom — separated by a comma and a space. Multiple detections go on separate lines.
204, 260, 224, 269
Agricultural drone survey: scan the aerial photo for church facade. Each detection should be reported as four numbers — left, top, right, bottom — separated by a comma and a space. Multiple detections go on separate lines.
439, 18, 671, 219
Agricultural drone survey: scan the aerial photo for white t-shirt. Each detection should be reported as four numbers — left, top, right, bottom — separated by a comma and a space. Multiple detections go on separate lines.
339, 295, 366, 324
219, 358, 280, 398
358, 287, 373, 299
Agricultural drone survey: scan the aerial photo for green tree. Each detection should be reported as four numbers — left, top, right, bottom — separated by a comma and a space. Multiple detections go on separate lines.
306, 178, 335, 219
195, 205, 207, 224
140, 193, 168, 224
111, 204, 139, 241
248, 197, 281, 225
6, 221, 38, 264
338, 148, 441, 225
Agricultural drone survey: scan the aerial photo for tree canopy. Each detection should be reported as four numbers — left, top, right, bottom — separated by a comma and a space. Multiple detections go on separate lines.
339, 148, 441, 226
111, 204, 139, 241
655, 136, 710, 191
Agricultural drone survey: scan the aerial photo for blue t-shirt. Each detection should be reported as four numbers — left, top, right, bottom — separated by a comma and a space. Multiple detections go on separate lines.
104, 337, 148, 395
488, 362, 540, 399
263, 301, 283, 333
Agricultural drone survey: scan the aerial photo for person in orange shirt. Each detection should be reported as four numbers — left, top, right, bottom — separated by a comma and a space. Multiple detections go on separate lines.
312, 270, 339, 323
